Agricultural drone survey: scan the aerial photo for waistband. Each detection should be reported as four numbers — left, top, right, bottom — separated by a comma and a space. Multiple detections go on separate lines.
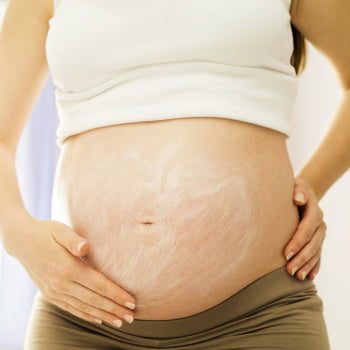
113, 265, 316, 338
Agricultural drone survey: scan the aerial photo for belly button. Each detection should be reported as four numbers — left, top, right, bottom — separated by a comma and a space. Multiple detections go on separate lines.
142, 221, 154, 225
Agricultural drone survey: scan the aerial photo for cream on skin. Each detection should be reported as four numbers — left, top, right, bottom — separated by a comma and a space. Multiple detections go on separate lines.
53, 139, 257, 311
51, 118, 300, 320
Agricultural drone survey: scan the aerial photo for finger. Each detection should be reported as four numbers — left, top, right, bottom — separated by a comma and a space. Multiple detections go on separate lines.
295, 248, 321, 281
286, 221, 326, 276
67, 280, 135, 320
293, 177, 310, 204
294, 192, 306, 205
74, 261, 136, 310
293, 185, 308, 205
56, 293, 126, 328
284, 198, 324, 261
48, 297, 103, 324
309, 256, 321, 280
51, 226, 90, 258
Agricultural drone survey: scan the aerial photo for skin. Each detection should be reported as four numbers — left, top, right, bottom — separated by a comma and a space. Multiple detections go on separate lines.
286, 0, 350, 280
54, 118, 302, 320
289, 178, 326, 281
0, 0, 348, 324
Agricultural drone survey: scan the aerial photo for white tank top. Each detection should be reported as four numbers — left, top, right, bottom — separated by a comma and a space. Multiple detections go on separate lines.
46, 0, 299, 148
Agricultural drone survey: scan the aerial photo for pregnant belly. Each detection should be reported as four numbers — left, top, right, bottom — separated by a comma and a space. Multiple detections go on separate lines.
51, 117, 300, 320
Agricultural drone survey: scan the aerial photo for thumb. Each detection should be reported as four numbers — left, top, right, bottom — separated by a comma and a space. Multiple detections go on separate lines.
74, 238, 89, 257
293, 177, 309, 205
52, 229, 89, 257
293, 189, 307, 205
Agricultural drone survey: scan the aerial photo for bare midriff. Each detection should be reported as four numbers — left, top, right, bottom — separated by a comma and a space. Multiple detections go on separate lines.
51, 117, 300, 320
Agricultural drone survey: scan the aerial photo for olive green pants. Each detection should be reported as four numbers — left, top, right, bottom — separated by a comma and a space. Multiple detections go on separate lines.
24, 265, 331, 349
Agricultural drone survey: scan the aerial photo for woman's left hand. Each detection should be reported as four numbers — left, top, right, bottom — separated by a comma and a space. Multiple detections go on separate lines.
284, 177, 327, 281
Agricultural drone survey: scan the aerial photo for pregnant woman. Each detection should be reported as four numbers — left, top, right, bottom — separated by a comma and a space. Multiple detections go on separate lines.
0, 0, 348, 348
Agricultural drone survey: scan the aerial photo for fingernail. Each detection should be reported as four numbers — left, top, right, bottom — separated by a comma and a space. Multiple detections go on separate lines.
77, 241, 86, 252
113, 319, 123, 327
291, 266, 298, 275
94, 318, 102, 323
125, 301, 135, 310
123, 315, 134, 324
301, 271, 307, 280
295, 193, 305, 202
286, 251, 294, 261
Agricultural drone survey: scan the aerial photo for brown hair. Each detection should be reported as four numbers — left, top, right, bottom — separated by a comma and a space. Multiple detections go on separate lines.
290, 23, 307, 76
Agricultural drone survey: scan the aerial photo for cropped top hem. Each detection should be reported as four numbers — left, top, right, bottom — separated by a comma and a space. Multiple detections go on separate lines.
54, 61, 298, 147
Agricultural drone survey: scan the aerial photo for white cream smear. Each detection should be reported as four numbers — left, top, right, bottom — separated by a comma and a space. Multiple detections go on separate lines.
51, 130, 272, 318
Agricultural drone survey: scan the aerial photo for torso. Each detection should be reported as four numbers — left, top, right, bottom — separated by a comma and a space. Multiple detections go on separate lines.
51, 117, 300, 320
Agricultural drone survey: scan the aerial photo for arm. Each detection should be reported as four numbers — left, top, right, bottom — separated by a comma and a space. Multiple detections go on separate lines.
291, 0, 350, 200
295, 89, 350, 201
0, 0, 52, 250
0, 145, 35, 251
283, 0, 350, 280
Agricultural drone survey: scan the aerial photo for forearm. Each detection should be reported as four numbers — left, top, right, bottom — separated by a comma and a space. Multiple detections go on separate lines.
295, 89, 350, 201
0, 142, 34, 251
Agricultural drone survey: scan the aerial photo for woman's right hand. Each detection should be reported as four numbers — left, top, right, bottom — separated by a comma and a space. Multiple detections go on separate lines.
4, 216, 136, 328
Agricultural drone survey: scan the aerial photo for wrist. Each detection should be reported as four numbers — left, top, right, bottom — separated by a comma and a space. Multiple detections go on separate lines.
295, 170, 326, 202
1, 210, 37, 257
